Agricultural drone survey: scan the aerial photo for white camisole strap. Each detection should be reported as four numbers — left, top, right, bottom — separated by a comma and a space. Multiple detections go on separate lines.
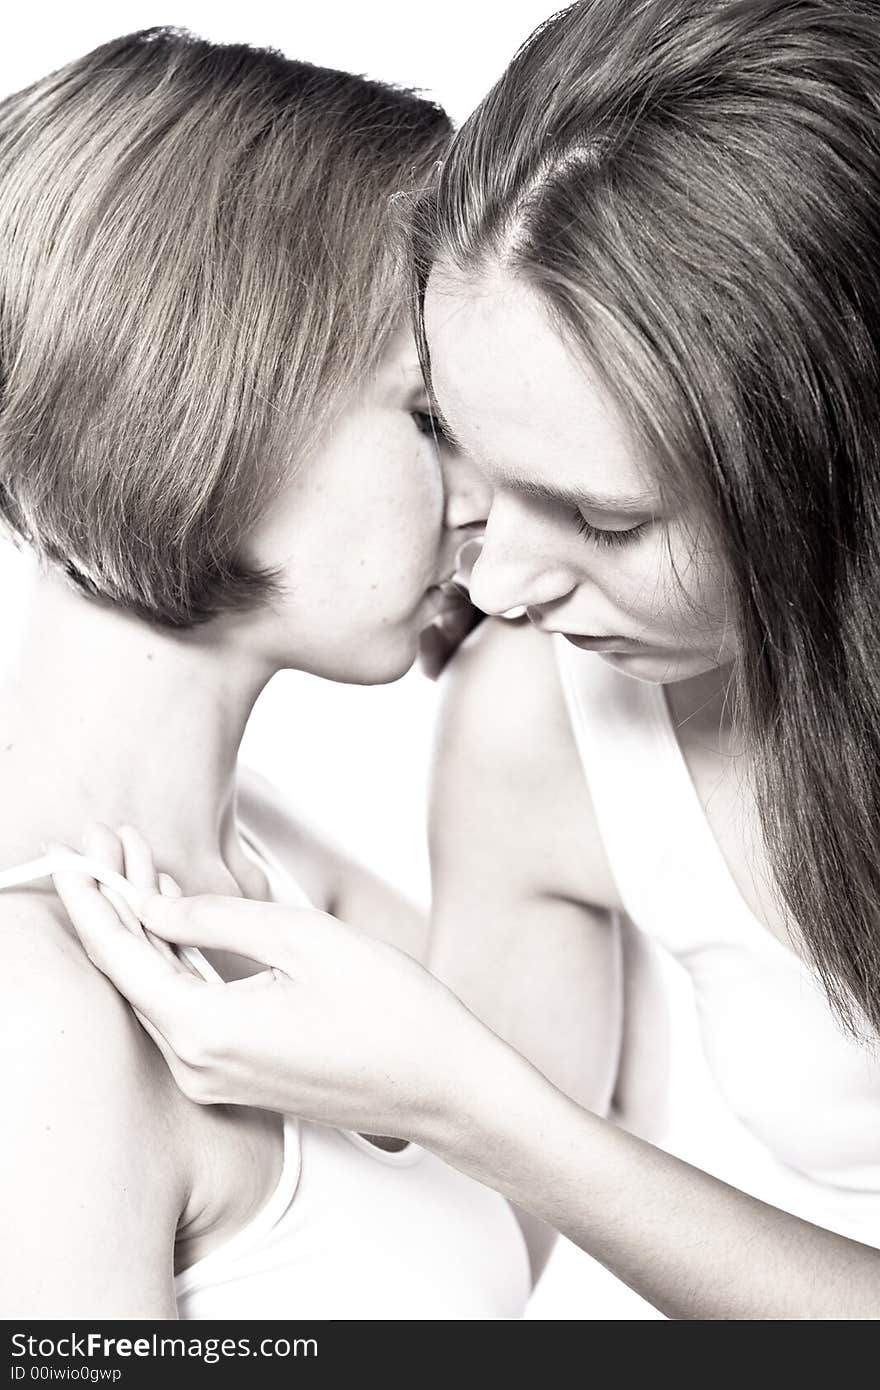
554, 634, 794, 965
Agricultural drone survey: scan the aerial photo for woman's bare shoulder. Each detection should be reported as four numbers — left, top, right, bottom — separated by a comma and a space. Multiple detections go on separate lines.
0, 896, 186, 1315
0, 894, 187, 1152
430, 617, 621, 910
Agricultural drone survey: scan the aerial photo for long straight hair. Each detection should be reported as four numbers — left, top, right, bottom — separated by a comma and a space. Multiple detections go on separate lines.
414, 0, 880, 1039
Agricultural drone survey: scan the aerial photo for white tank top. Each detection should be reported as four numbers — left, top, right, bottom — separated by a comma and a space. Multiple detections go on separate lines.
555, 635, 880, 1246
0, 829, 531, 1320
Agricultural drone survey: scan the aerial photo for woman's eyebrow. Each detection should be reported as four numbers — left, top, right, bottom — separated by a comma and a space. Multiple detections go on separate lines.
496, 473, 660, 516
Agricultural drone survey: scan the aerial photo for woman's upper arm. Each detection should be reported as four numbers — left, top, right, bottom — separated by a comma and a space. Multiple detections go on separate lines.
428, 619, 626, 1283
0, 912, 184, 1318
428, 618, 624, 1110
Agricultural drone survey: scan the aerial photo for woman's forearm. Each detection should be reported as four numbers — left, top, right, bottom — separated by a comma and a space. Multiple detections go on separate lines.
427, 1034, 880, 1320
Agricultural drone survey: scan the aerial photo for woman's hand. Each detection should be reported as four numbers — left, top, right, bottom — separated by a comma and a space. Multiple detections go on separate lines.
52, 825, 491, 1144
52, 835, 880, 1319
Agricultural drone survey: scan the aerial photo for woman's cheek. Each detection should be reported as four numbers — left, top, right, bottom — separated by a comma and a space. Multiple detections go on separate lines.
408, 469, 446, 568
588, 542, 661, 618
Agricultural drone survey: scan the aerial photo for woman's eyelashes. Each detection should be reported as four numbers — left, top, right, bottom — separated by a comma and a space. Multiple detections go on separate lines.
574, 511, 649, 549
412, 409, 453, 449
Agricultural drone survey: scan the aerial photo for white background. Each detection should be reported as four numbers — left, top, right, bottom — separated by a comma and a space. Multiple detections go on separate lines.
0, 2, 789, 1319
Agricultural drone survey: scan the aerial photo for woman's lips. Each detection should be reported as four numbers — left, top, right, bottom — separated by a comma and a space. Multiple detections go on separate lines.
563, 633, 648, 653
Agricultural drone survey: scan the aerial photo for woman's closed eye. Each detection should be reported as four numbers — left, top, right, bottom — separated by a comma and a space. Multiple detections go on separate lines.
412, 409, 454, 449
574, 512, 650, 549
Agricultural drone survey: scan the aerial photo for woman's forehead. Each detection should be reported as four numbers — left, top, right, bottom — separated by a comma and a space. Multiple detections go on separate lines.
424, 268, 656, 504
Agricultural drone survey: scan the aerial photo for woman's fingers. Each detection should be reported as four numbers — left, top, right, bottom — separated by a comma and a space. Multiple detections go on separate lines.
140, 891, 323, 969
117, 823, 157, 894
78, 822, 301, 971
81, 823, 145, 936
115, 826, 195, 974
52, 852, 139, 953
98, 882, 144, 938
82, 822, 125, 876
149, 873, 201, 977
74, 822, 196, 976
52, 853, 202, 1029
111, 823, 158, 939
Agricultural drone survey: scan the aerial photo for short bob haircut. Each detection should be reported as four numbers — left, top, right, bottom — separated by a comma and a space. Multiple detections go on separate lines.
0, 28, 449, 626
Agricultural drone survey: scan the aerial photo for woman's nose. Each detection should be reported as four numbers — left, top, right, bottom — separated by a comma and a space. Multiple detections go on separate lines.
442, 451, 494, 531
467, 505, 580, 617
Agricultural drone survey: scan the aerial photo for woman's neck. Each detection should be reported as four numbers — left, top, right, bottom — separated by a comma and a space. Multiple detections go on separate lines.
0, 553, 275, 895
665, 660, 739, 751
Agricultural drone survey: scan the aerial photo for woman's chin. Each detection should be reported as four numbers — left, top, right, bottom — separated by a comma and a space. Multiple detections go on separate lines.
312, 633, 418, 687
348, 653, 416, 686
596, 647, 726, 685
